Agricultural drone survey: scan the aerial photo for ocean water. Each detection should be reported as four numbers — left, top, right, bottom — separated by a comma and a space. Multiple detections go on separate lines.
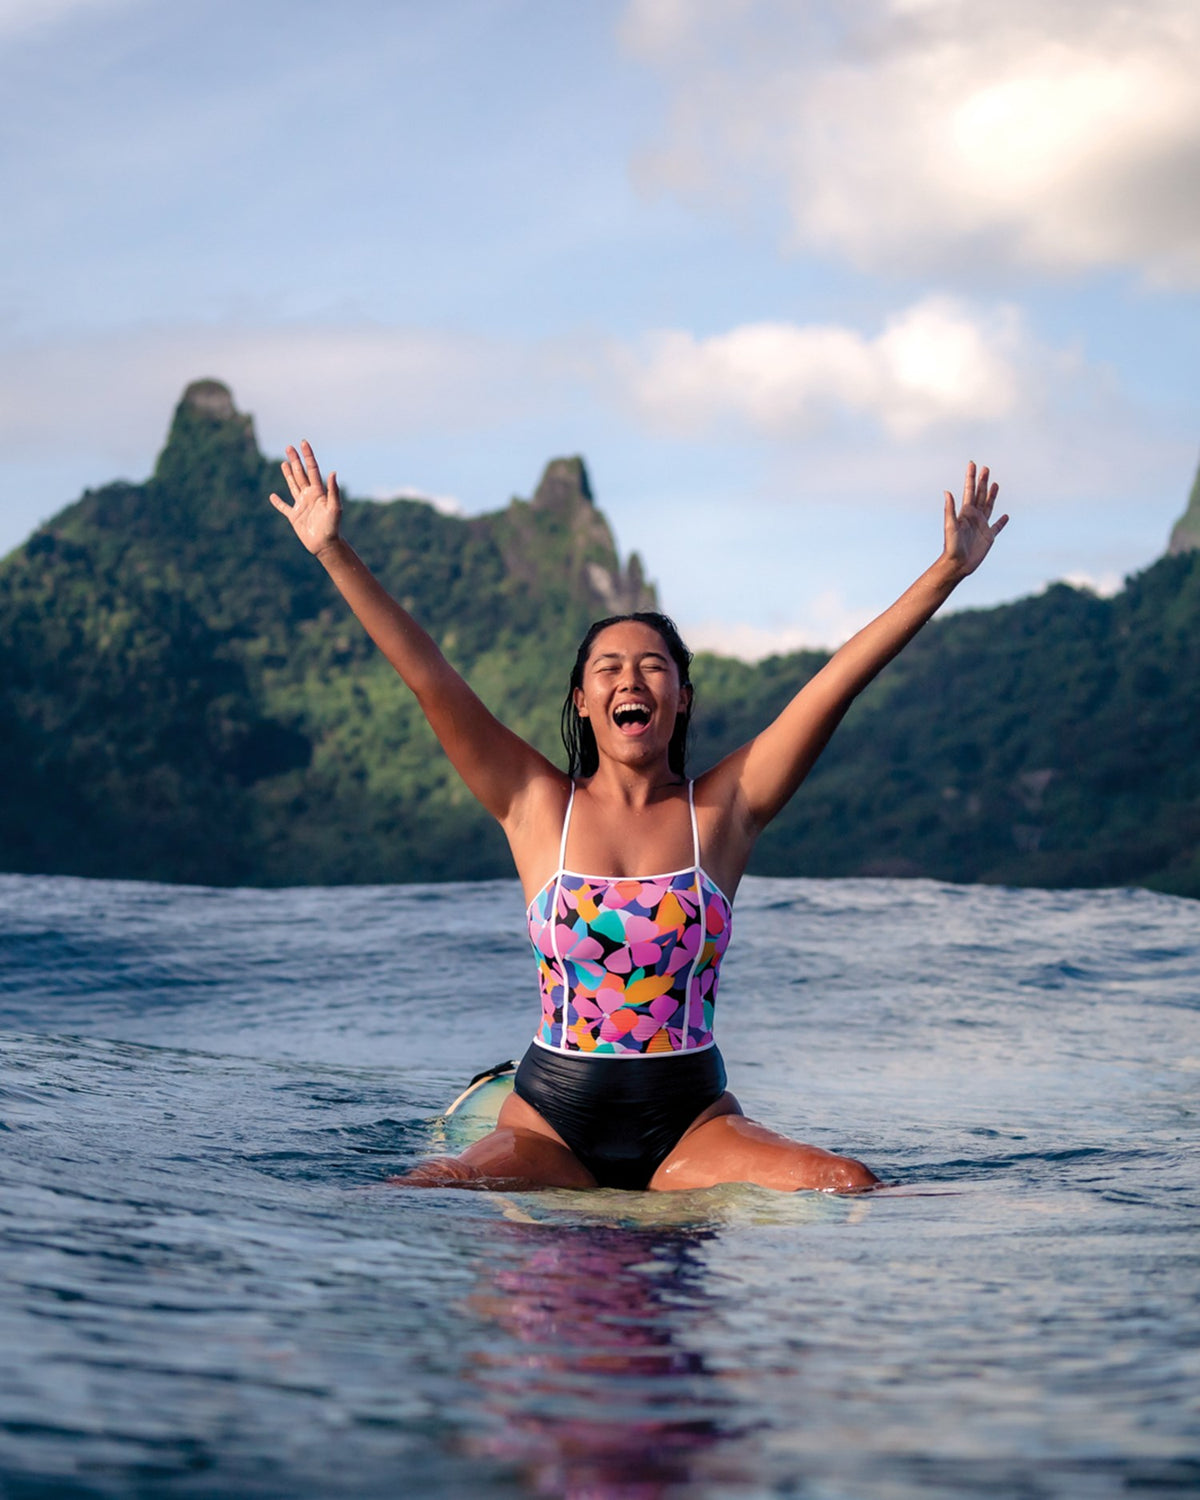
0, 871, 1197, 1499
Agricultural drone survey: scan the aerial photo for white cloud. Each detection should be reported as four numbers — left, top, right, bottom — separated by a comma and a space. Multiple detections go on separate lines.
622, 0, 1200, 282
376, 487, 466, 517
616, 296, 1028, 439
1062, 569, 1124, 597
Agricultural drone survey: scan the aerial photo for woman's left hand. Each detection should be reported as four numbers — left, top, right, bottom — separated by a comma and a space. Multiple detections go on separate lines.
943, 462, 1008, 579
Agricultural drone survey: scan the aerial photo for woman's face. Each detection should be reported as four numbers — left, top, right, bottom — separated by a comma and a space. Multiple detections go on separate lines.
573, 620, 690, 768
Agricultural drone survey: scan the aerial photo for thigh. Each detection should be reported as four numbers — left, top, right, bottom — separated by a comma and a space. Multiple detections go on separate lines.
649, 1113, 879, 1194
387, 1093, 598, 1190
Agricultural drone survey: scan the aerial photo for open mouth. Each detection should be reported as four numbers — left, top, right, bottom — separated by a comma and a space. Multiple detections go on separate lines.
613, 703, 653, 732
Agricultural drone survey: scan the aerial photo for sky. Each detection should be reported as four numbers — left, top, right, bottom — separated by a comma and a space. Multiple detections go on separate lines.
3, 0, 1198, 656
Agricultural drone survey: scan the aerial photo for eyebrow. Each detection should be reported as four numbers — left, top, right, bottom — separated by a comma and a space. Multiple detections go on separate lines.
591, 649, 670, 664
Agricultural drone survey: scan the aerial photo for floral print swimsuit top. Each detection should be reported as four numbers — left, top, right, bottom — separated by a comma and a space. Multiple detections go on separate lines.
527, 782, 733, 1056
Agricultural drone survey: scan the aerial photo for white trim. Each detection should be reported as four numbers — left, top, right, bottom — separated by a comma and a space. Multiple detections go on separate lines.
532, 1035, 716, 1059
527, 865, 733, 914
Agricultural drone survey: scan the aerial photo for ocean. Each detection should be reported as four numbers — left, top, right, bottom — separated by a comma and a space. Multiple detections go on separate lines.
0, 871, 1196, 1499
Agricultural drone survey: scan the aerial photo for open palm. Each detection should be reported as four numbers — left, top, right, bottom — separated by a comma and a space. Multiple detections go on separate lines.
269, 441, 341, 556
944, 462, 1007, 578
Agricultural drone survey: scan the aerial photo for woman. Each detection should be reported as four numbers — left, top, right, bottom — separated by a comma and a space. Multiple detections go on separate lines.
271, 443, 1006, 1193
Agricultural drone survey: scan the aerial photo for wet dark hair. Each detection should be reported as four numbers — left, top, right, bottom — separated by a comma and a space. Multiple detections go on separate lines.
560, 611, 694, 778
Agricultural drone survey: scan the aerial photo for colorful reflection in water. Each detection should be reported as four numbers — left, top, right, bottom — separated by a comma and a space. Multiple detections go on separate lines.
459, 1216, 745, 1497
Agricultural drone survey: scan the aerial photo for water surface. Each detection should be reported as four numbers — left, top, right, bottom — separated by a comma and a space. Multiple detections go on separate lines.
1, 874, 1196, 1497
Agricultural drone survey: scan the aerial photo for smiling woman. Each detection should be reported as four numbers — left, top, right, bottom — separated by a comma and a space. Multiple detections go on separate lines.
270, 440, 1008, 1193
562, 612, 694, 777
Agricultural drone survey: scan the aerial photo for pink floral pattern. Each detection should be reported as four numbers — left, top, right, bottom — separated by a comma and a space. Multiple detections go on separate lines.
527, 870, 732, 1054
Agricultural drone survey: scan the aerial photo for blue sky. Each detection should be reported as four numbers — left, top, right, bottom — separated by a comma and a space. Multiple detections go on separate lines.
3, 0, 1198, 655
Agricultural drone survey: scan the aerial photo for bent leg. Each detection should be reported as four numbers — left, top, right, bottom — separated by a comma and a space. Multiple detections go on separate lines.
387, 1093, 598, 1191
649, 1113, 879, 1194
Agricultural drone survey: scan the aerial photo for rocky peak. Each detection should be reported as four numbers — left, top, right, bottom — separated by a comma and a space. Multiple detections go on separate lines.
500, 457, 657, 617
1167, 455, 1200, 555
531, 457, 594, 513
181, 379, 239, 421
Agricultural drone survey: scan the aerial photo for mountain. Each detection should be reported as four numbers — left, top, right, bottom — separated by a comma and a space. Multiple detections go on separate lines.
1, 381, 1197, 896
0, 380, 653, 885
1168, 453, 1200, 555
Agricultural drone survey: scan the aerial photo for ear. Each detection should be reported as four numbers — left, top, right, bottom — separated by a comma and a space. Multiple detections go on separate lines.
677, 684, 693, 716
573, 685, 589, 719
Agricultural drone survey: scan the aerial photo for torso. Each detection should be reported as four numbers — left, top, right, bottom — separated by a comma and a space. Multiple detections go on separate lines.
526, 782, 733, 1056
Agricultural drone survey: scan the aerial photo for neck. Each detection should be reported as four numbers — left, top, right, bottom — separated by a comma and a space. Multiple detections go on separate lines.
582, 758, 684, 808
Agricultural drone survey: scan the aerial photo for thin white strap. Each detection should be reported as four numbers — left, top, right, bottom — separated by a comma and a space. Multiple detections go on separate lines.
687, 780, 701, 869
557, 782, 575, 871
550, 783, 575, 1051
683, 780, 706, 1051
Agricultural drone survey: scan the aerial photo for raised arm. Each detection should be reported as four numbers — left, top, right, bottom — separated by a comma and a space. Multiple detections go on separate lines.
706, 462, 1008, 837
269, 441, 557, 823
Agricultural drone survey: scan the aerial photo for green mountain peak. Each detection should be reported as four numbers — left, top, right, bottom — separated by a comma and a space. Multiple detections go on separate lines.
153, 378, 260, 498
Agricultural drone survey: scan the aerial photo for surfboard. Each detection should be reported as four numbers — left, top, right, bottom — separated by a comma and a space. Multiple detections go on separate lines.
434, 1059, 517, 1152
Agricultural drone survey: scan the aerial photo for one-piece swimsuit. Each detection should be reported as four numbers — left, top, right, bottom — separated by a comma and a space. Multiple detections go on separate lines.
514, 780, 734, 1188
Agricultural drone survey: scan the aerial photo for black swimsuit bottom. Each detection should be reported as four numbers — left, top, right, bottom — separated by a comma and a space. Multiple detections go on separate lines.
513, 1043, 727, 1190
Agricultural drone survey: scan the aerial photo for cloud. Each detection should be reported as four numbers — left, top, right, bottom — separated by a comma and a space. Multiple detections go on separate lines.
1062, 569, 1124, 597
377, 487, 466, 517
614, 296, 1030, 439
621, 0, 1200, 282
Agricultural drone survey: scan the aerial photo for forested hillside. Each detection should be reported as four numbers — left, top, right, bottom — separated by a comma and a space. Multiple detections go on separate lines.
1, 381, 1196, 896
0, 381, 652, 884
693, 561, 1200, 894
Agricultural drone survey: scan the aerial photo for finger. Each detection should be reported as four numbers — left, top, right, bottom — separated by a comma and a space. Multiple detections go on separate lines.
281, 455, 303, 502
300, 439, 323, 491
991, 513, 1010, 537
976, 465, 990, 510
943, 490, 957, 547
268, 492, 292, 515
961, 461, 977, 510
328, 470, 340, 505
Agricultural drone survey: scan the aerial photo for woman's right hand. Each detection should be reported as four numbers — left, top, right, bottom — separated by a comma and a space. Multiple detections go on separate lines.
269, 441, 342, 556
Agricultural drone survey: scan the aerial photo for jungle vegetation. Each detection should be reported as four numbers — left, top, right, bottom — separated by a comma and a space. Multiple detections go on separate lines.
1, 381, 1196, 897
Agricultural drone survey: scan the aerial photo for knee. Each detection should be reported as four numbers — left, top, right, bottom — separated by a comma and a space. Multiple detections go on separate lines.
385, 1155, 480, 1188
821, 1154, 880, 1194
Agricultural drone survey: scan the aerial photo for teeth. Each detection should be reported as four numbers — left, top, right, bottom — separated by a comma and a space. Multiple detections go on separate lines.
614, 703, 651, 726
